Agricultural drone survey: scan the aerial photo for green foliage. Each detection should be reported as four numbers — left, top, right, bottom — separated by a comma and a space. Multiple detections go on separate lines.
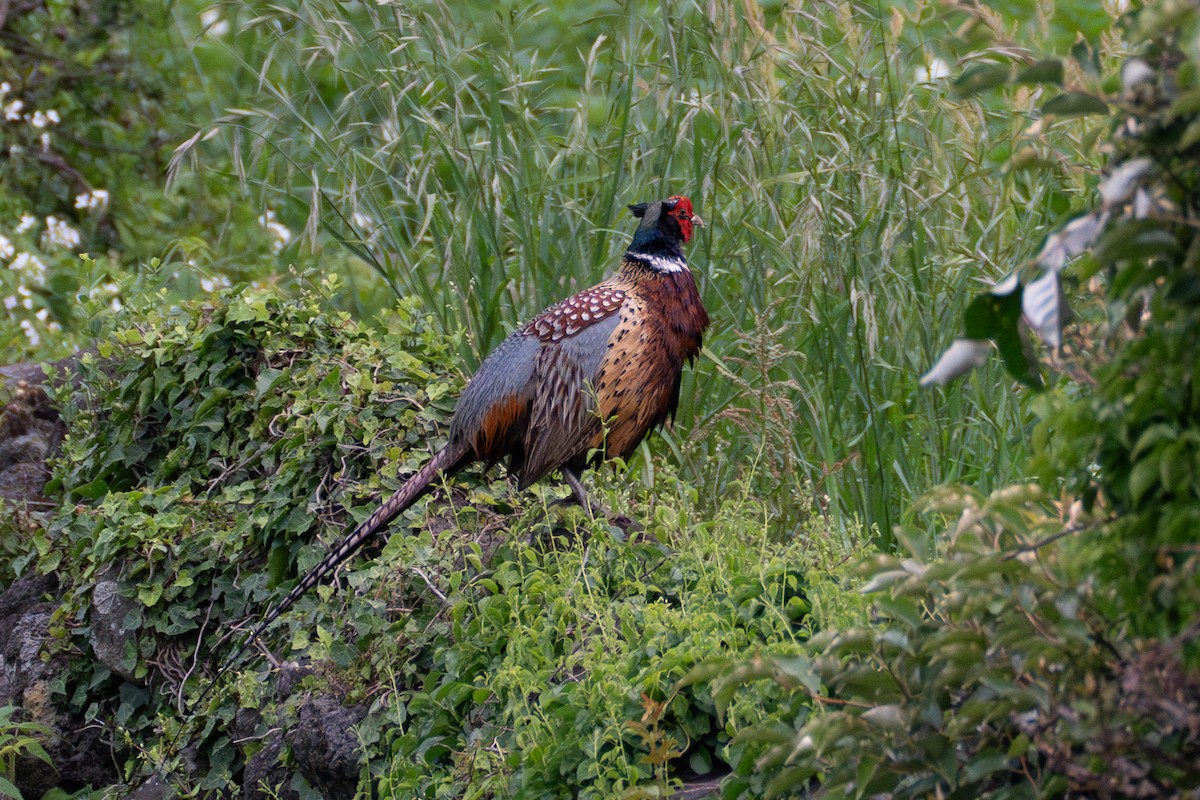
1033, 4, 1200, 634
707, 5, 1200, 798
175, 0, 1104, 541
25, 278, 458, 786
714, 485, 1200, 798
925, 3, 1200, 632
0, 0, 297, 361
0, 705, 54, 800
363, 490, 856, 798
1, 275, 862, 796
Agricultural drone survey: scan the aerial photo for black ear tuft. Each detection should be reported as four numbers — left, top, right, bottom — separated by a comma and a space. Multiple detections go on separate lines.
628, 203, 650, 218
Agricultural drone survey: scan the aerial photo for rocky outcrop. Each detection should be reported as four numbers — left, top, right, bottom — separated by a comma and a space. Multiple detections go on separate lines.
0, 573, 119, 796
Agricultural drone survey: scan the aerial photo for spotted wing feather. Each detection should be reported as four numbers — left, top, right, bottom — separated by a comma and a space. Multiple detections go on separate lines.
516, 286, 626, 487
525, 286, 625, 341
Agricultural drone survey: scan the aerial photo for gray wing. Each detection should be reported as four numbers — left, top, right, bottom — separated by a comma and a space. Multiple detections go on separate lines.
449, 331, 539, 463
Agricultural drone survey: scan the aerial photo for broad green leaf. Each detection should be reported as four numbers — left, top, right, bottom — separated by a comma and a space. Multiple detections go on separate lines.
1130, 457, 1161, 506
953, 63, 1013, 96
0, 776, 24, 800
1041, 92, 1109, 116
137, 583, 163, 606
862, 704, 907, 732
1015, 59, 1063, 84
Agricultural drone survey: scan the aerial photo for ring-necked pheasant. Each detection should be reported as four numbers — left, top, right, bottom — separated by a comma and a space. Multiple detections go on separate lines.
208, 195, 709, 687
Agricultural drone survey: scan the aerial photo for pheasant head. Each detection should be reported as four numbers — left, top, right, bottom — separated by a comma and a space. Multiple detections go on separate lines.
625, 196, 704, 272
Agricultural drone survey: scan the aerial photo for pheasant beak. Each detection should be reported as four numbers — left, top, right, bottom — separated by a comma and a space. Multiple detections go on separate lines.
691, 213, 705, 228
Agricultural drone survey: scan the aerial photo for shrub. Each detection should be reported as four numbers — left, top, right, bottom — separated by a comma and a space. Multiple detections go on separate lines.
707, 5, 1200, 797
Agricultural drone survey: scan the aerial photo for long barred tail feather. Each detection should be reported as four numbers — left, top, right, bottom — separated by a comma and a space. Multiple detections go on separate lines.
188, 445, 461, 713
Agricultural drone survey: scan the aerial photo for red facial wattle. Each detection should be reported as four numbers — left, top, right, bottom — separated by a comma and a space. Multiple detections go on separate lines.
666, 195, 703, 243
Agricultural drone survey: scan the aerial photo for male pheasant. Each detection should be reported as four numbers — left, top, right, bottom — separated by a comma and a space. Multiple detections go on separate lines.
211, 195, 708, 683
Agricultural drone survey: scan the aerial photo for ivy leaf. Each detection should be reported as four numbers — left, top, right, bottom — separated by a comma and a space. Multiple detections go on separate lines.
137, 583, 164, 607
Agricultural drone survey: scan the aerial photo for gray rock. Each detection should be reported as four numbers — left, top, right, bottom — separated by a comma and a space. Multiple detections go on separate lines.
0, 574, 117, 796
288, 694, 368, 800
243, 732, 298, 800
89, 577, 141, 682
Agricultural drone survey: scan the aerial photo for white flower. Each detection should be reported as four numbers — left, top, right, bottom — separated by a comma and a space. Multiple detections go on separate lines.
44, 215, 81, 249
258, 209, 293, 253
19, 319, 40, 346
11, 253, 47, 282
35, 308, 48, 322
4, 99, 23, 121
75, 189, 110, 211
0, 234, 13, 260
102, 282, 120, 295
0, 82, 10, 97
46, 109, 60, 124
29, 110, 57, 129
39, 132, 50, 151
110, 296, 123, 312
3, 296, 16, 310
16, 214, 36, 233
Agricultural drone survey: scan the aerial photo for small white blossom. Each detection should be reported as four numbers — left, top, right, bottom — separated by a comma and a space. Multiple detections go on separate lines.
0, 234, 13, 260
16, 214, 36, 233
258, 209, 293, 253
44, 215, 81, 249
110, 296, 123, 312
4, 99, 24, 121
19, 319, 39, 346
16, 284, 31, 297
0, 82, 10, 97
75, 189, 110, 211
39, 132, 50, 151
35, 308, 48, 322
11, 253, 47, 282
102, 282, 120, 295
3, 296, 16, 310
29, 110, 59, 129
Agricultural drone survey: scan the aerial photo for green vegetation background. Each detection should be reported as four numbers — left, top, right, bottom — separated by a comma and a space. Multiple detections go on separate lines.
6, 0, 1196, 798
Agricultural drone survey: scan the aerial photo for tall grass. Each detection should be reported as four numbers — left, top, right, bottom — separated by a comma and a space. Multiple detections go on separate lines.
175, 0, 1102, 542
